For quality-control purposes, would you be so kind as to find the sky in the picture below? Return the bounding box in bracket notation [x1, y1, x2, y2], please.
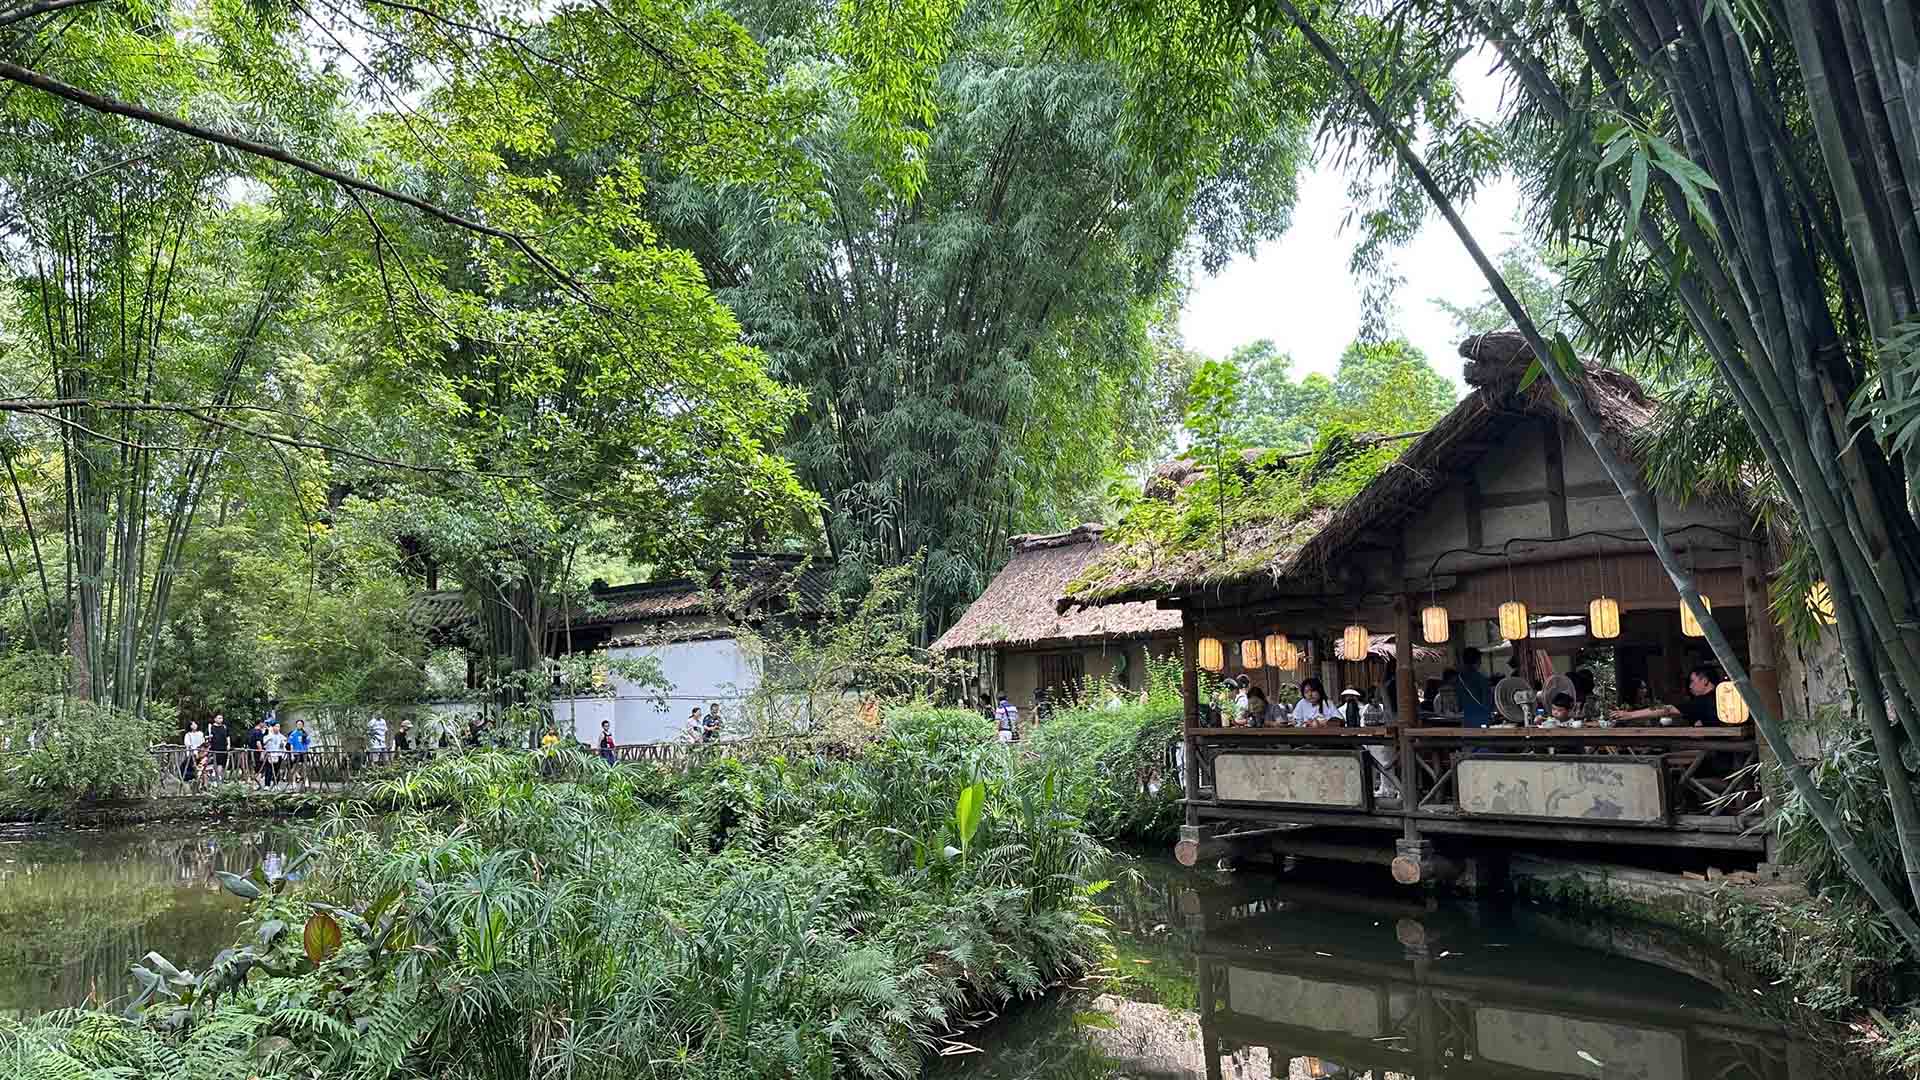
[1178, 55, 1524, 388]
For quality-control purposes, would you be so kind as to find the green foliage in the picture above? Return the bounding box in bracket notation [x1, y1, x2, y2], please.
[1231, 336, 1457, 454]
[660, 0, 1307, 638]
[2, 711, 1109, 1079]
[1022, 655, 1185, 844]
[0, 701, 169, 812]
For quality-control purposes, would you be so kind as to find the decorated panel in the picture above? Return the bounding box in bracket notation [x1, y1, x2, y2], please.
[1456, 756, 1665, 823]
[1214, 752, 1367, 808]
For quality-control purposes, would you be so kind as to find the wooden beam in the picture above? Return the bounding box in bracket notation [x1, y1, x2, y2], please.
[1182, 621, 1200, 827]
[1543, 416, 1569, 538]
[1395, 593, 1417, 728]
[1463, 471, 1484, 550]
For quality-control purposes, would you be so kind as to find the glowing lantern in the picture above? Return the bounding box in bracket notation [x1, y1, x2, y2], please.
[1264, 634, 1295, 671]
[1498, 600, 1530, 641]
[1681, 595, 1711, 637]
[1808, 581, 1837, 626]
[1275, 638, 1301, 670]
[1421, 604, 1450, 643]
[1715, 679, 1750, 725]
[1240, 639, 1263, 669]
[1588, 595, 1621, 640]
[1342, 624, 1370, 660]
[1197, 637, 1224, 672]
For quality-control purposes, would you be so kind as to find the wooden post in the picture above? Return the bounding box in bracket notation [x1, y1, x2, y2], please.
[1395, 594, 1417, 728]
[1181, 617, 1201, 827]
[1741, 539, 1784, 722]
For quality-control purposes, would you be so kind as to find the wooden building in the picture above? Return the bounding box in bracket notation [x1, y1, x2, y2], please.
[1069, 333, 1783, 875]
[933, 525, 1182, 708]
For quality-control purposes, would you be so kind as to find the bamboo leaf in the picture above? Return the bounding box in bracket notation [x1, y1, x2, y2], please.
[1628, 152, 1649, 224]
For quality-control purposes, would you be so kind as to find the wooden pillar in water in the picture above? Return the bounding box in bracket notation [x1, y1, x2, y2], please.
[1395, 594, 1417, 728]
[1182, 617, 1201, 827]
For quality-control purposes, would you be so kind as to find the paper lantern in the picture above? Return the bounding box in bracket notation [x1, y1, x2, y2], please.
[1808, 581, 1837, 626]
[1715, 679, 1750, 724]
[1681, 595, 1711, 637]
[1421, 604, 1450, 643]
[1342, 624, 1370, 660]
[1264, 633, 1287, 660]
[1197, 637, 1223, 672]
[1276, 641, 1300, 670]
[1240, 639, 1263, 669]
[1588, 595, 1621, 640]
[1498, 600, 1530, 640]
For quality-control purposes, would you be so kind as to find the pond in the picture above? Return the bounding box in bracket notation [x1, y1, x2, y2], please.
[931, 856, 1868, 1080]
[0, 824, 291, 1014]
[0, 826, 1870, 1078]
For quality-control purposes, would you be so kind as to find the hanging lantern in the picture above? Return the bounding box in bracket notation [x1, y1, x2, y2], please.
[1715, 679, 1750, 725]
[1240, 639, 1263, 669]
[1498, 600, 1530, 640]
[1588, 595, 1621, 640]
[1342, 624, 1370, 660]
[1263, 632, 1287, 660]
[1808, 581, 1838, 626]
[1421, 604, 1450, 643]
[1275, 641, 1300, 670]
[1681, 595, 1711, 637]
[1197, 637, 1223, 672]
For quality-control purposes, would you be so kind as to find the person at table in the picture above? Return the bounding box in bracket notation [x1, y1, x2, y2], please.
[1547, 692, 1575, 724]
[1456, 647, 1495, 728]
[1240, 685, 1277, 728]
[1610, 665, 1720, 727]
[1338, 687, 1364, 727]
[1290, 678, 1340, 727]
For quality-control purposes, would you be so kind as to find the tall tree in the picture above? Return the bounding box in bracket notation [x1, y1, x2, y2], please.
[1231, 336, 1455, 452]
[657, 0, 1311, 638]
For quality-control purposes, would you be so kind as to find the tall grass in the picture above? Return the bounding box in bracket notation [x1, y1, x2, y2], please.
[1021, 657, 1186, 845]
[0, 709, 1109, 1079]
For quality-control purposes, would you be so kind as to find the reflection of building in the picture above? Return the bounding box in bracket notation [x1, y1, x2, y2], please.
[1179, 887, 1814, 1080]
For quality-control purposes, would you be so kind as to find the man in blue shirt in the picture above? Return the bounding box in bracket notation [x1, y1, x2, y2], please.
[1457, 646, 1495, 728]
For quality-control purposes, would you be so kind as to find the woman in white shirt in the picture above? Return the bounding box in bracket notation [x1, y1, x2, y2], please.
[1289, 678, 1341, 727]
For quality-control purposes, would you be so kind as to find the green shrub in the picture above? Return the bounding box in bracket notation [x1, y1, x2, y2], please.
[2, 708, 1111, 1080]
[1022, 657, 1185, 844]
[0, 701, 169, 812]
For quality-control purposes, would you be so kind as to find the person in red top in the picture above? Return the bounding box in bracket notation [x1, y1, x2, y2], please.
[597, 719, 616, 764]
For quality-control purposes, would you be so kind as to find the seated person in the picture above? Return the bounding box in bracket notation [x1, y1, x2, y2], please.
[1290, 678, 1340, 727]
[1240, 685, 1278, 728]
[1546, 691, 1575, 724]
[1609, 665, 1721, 727]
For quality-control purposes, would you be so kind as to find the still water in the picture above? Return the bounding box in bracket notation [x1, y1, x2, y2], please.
[0, 825, 289, 1013]
[933, 858, 1867, 1080]
[0, 828, 1868, 1078]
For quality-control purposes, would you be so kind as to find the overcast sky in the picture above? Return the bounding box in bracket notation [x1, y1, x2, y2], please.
[1178, 56, 1525, 389]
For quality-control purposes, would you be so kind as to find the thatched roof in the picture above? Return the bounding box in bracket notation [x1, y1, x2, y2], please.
[930, 525, 1182, 652]
[1333, 633, 1445, 664]
[1067, 332, 1666, 607]
[407, 554, 834, 640]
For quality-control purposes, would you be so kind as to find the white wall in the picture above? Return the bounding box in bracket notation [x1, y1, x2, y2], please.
[563, 635, 755, 745]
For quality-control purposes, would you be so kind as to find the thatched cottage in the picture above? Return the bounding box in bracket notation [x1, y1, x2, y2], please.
[932, 525, 1182, 708]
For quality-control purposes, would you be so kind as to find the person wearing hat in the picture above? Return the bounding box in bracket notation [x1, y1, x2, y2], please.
[1290, 678, 1340, 727]
[1338, 687, 1365, 727]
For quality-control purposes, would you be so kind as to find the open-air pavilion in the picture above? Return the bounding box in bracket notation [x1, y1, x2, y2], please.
[1068, 333, 1796, 880]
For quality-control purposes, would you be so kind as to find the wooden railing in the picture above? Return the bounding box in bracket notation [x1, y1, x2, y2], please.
[142, 736, 851, 796]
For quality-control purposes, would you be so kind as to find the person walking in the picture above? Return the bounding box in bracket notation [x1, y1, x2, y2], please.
[206, 714, 230, 782]
[286, 718, 311, 788]
[702, 702, 722, 744]
[245, 719, 268, 786]
[597, 719, 616, 764]
[366, 713, 389, 765]
[685, 706, 705, 743]
[181, 721, 205, 785]
[261, 722, 288, 788]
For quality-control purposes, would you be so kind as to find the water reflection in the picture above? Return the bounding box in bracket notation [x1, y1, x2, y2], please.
[0, 826, 288, 1013]
[935, 862, 1858, 1080]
